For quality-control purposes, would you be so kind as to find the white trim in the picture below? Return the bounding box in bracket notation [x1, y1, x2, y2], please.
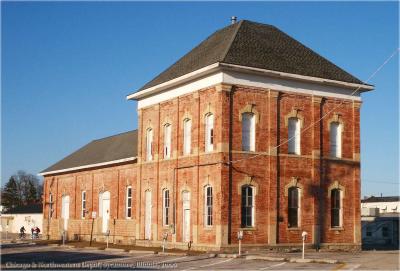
[39, 157, 137, 176]
[128, 63, 373, 104]
[127, 63, 221, 100]
[219, 63, 373, 91]
[133, 66, 370, 109]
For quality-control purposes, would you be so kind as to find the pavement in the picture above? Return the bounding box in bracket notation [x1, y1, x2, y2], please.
[0, 241, 399, 270]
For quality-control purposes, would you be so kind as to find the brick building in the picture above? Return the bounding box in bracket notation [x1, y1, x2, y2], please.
[41, 20, 373, 250]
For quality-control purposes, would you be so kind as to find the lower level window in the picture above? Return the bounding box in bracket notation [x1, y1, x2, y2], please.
[241, 185, 254, 227]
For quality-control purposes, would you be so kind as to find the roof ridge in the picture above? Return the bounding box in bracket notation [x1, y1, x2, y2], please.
[92, 129, 137, 142]
[221, 20, 243, 62]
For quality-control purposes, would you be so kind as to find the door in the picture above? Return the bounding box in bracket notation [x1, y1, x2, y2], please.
[182, 191, 191, 243]
[145, 190, 152, 240]
[101, 191, 110, 233]
[61, 195, 70, 231]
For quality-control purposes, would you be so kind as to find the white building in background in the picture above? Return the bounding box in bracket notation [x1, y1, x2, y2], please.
[0, 204, 43, 235]
[361, 196, 399, 249]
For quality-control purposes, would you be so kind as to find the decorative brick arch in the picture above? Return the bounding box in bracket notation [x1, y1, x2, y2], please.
[284, 177, 304, 197]
[181, 111, 193, 124]
[328, 181, 345, 198]
[327, 113, 345, 132]
[202, 103, 215, 120]
[236, 176, 259, 195]
[284, 109, 304, 128]
[239, 104, 260, 124]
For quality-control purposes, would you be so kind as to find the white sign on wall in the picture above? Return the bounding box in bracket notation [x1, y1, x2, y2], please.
[92, 212, 97, 219]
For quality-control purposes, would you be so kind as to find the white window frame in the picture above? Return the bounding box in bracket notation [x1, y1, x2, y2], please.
[162, 189, 170, 226]
[331, 189, 343, 228]
[146, 128, 153, 161]
[288, 117, 301, 155]
[126, 186, 132, 219]
[204, 185, 213, 227]
[242, 112, 256, 151]
[164, 123, 172, 159]
[205, 113, 214, 152]
[81, 191, 86, 219]
[288, 187, 301, 228]
[241, 185, 255, 227]
[183, 118, 192, 155]
[330, 122, 342, 158]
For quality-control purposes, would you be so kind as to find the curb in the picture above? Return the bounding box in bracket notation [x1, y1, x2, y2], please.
[245, 255, 338, 264]
[129, 250, 156, 254]
[82, 246, 103, 250]
[245, 255, 286, 261]
[157, 252, 188, 256]
[104, 248, 126, 252]
[218, 253, 241, 258]
[59, 245, 75, 249]
[289, 258, 339, 264]
[48, 244, 60, 247]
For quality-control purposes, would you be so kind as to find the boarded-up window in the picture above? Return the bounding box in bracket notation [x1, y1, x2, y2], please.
[164, 123, 172, 159]
[183, 119, 191, 155]
[146, 128, 153, 161]
[330, 122, 342, 158]
[288, 117, 301, 154]
[205, 114, 214, 152]
[242, 113, 255, 151]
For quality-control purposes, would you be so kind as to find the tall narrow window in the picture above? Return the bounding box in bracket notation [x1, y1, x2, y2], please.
[163, 189, 170, 226]
[330, 122, 342, 158]
[331, 189, 342, 228]
[126, 186, 132, 218]
[205, 114, 214, 152]
[241, 186, 255, 227]
[288, 117, 301, 155]
[49, 193, 53, 218]
[242, 113, 255, 151]
[81, 191, 86, 219]
[204, 186, 213, 226]
[183, 119, 192, 155]
[288, 187, 300, 228]
[146, 128, 153, 161]
[164, 123, 172, 159]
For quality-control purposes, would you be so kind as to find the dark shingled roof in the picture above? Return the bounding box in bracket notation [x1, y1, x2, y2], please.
[41, 130, 138, 174]
[138, 20, 364, 92]
[4, 203, 43, 214]
[362, 196, 400, 203]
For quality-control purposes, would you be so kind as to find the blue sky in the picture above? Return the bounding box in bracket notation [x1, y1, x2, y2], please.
[2, 2, 398, 197]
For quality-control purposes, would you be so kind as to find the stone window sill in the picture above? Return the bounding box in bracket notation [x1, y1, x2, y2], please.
[288, 227, 301, 231]
[239, 227, 257, 231]
[330, 227, 344, 231]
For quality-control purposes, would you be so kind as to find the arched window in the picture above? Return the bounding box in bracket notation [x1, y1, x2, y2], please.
[146, 128, 153, 161]
[242, 113, 255, 151]
[81, 191, 86, 219]
[163, 189, 170, 226]
[204, 186, 213, 226]
[126, 186, 132, 218]
[164, 123, 172, 159]
[205, 114, 214, 152]
[330, 122, 342, 158]
[331, 189, 342, 228]
[288, 117, 301, 155]
[183, 119, 192, 155]
[288, 187, 300, 228]
[241, 185, 255, 227]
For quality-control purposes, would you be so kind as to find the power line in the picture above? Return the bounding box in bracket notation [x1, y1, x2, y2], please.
[229, 48, 400, 164]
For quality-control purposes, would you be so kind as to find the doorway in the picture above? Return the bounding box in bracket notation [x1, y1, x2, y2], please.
[182, 191, 191, 243]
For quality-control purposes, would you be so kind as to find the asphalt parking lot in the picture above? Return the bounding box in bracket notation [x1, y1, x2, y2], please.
[1, 242, 399, 270]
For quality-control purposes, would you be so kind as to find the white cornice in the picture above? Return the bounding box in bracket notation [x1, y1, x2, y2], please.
[39, 157, 137, 176]
[219, 63, 374, 92]
[127, 62, 373, 101]
[127, 63, 221, 100]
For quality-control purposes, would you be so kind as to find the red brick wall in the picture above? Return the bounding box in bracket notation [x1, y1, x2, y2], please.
[43, 82, 361, 249]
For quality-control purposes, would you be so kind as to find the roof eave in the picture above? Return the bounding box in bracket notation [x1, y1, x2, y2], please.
[39, 157, 137, 176]
[219, 63, 374, 92]
[126, 63, 221, 100]
[127, 63, 373, 101]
